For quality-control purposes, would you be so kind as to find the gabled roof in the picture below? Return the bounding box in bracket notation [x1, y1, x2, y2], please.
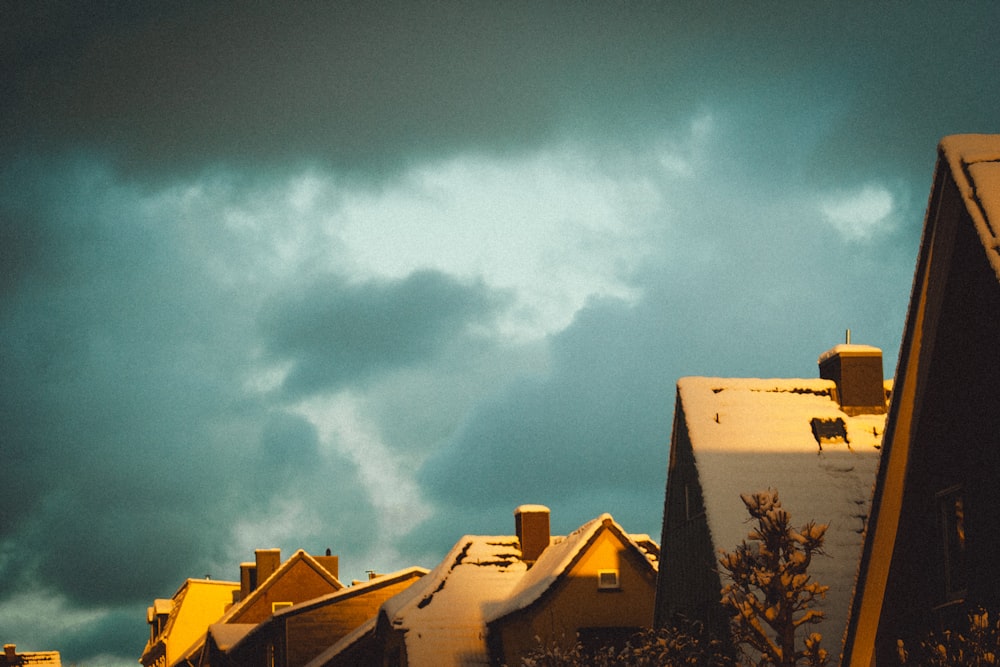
[214, 549, 343, 624]
[381, 534, 527, 666]
[274, 566, 429, 618]
[173, 550, 343, 665]
[485, 514, 658, 623]
[375, 514, 657, 666]
[227, 566, 429, 658]
[841, 134, 1000, 666]
[676, 374, 888, 655]
[938, 134, 1000, 280]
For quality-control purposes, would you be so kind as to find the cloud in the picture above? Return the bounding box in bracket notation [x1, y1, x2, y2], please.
[0, 589, 137, 661]
[0, 156, 381, 660]
[259, 271, 508, 396]
[6, 2, 995, 185]
[820, 185, 896, 241]
[3, 2, 1000, 663]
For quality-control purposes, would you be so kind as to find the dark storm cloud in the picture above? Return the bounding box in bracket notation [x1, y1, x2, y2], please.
[0, 157, 377, 660]
[260, 270, 508, 395]
[3, 2, 560, 178]
[3, 2, 1000, 664]
[6, 2, 996, 184]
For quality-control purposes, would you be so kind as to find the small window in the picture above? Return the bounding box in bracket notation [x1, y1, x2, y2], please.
[272, 601, 294, 612]
[937, 485, 967, 600]
[597, 569, 620, 590]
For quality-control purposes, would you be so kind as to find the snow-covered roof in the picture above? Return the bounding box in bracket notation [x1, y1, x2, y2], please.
[205, 623, 255, 651]
[381, 534, 527, 666]
[939, 134, 1000, 280]
[677, 375, 888, 653]
[379, 515, 657, 666]
[485, 514, 657, 623]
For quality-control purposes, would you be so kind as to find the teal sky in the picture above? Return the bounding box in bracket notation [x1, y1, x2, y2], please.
[2, 2, 999, 663]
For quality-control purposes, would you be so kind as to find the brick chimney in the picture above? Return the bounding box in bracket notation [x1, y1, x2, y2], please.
[315, 548, 339, 580]
[239, 562, 257, 601]
[515, 505, 550, 564]
[818, 344, 887, 416]
[255, 548, 282, 584]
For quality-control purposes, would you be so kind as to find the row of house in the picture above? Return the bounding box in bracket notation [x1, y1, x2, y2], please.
[141, 506, 659, 667]
[141, 133, 1000, 666]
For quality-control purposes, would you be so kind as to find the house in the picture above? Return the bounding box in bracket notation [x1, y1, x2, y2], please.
[140, 577, 240, 667]
[654, 346, 890, 656]
[215, 566, 427, 667]
[841, 134, 1000, 666]
[310, 505, 660, 667]
[0, 644, 61, 666]
[192, 548, 343, 667]
[142, 548, 342, 667]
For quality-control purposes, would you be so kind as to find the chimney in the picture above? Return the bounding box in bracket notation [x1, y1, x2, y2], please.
[4, 645, 16, 660]
[315, 548, 339, 580]
[255, 548, 281, 585]
[239, 562, 257, 600]
[818, 344, 887, 416]
[515, 505, 550, 564]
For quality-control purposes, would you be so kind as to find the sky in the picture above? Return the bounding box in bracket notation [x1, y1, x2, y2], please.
[2, 2, 999, 664]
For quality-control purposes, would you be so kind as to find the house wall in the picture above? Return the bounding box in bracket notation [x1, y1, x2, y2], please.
[654, 401, 725, 636]
[317, 635, 383, 667]
[143, 581, 237, 667]
[490, 527, 656, 665]
[230, 562, 340, 625]
[874, 188, 1000, 662]
[283, 576, 423, 667]
[381, 626, 407, 667]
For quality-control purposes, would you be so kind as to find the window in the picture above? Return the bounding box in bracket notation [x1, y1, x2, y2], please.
[937, 485, 967, 600]
[597, 569, 620, 590]
[271, 601, 294, 612]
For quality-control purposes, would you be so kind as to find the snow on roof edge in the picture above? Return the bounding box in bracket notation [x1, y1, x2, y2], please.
[514, 504, 551, 514]
[939, 134, 1000, 280]
[817, 344, 882, 364]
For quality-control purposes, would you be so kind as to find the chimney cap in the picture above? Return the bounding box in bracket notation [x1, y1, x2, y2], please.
[818, 344, 882, 364]
[514, 504, 550, 515]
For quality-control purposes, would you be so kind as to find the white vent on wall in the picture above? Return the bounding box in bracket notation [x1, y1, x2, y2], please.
[597, 569, 620, 590]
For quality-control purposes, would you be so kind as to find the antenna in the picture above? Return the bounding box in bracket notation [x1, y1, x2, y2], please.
[845, 328, 852, 345]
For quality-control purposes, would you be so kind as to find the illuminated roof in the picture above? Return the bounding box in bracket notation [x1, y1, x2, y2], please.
[939, 134, 1000, 280]
[371, 514, 657, 666]
[676, 374, 889, 654]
